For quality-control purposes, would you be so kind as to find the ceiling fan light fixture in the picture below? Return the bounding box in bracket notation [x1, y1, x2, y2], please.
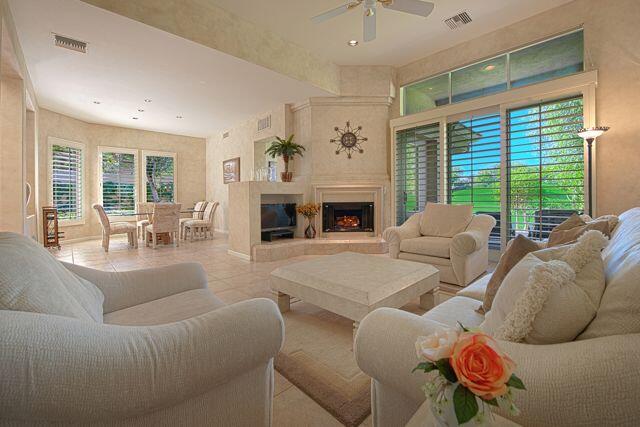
[348, 40, 359, 46]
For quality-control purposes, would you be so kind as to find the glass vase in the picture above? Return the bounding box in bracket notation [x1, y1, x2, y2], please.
[304, 218, 316, 239]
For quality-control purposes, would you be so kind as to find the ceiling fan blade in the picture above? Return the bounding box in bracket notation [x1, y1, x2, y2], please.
[363, 7, 376, 42]
[311, 1, 360, 24]
[381, 0, 434, 17]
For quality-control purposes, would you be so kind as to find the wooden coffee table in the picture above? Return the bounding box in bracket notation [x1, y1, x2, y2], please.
[270, 252, 439, 337]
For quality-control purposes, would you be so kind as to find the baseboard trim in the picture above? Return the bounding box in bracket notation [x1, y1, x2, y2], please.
[227, 249, 251, 261]
[62, 234, 102, 244]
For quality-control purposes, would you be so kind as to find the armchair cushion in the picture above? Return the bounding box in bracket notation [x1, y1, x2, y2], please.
[399, 236, 452, 258]
[0, 232, 104, 323]
[420, 202, 473, 238]
[422, 296, 485, 328]
[105, 289, 225, 326]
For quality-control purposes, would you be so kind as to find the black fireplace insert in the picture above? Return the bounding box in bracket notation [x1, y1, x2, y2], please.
[323, 202, 374, 233]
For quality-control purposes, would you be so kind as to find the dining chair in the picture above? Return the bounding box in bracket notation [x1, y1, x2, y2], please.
[145, 203, 182, 249]
[184, 201, 219, 241]
[136, 202, 154, 240]
[180, 201, 207, 240]
[92, 204, 137, 252]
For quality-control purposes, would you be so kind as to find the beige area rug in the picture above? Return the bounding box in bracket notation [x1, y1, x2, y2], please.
[274, 301, 372, 427]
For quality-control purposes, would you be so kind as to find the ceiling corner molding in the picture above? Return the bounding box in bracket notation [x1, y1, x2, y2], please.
[292, 96, 394, 112]
[79, 0, 341, 95]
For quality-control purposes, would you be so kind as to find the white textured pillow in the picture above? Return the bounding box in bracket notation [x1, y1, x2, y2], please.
[481, 231, 607, 344]
[420, 202, 473, 238]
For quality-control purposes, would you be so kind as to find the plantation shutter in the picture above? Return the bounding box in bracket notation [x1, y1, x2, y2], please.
[395, 123, 440, 225]
[145, 155, 175, 202]
[447, 113, 501, 248]
[507, 96, 584, 240]
[101, 151, 137, 215]
[51, 144, 83, 221]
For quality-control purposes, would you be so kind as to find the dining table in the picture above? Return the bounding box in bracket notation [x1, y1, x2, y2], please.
[110, 209, 206, 245]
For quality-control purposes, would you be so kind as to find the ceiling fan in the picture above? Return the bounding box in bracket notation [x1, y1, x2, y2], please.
[311, 0, 435, 42]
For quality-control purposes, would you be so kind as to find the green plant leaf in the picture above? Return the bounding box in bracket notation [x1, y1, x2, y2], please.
[507, 374, 526, 390]
[457, 321, 470, 332]
[412, 362, 437, 373]
[484, 397, 499, 407]
[435, 359, 458, 383]
[453, 385, 479, 424]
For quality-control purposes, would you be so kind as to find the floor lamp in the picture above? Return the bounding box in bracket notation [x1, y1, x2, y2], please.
[577, 126, 609, 217]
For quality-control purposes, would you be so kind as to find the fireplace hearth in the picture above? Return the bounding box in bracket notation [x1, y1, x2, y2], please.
[323, 202, 374, 233]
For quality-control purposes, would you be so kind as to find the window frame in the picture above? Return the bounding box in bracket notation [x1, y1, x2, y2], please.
[141, 150, 178, 203]
[97, 146, 139, 221]
[390, 70, 597, 256]
[47, 137, 86, 226]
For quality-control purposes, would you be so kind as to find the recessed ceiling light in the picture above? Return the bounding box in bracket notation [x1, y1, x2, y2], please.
[93, 101, 101, 104]
[176, 115, 183, 119]
[137, 109, 145, 112]
[144, 99, 152, 103]
[348, 40, 358, 47]
[483, 64, 496, 71]
[132, 117, 139, 120]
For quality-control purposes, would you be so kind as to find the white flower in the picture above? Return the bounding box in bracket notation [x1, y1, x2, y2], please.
[415, 328, 459, 362]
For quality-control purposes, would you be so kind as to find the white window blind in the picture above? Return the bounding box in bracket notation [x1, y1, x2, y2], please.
[100, 150, 137, 215]
[395, 123, 440, 225]
[507, 96, 584, 240]
[51, 143, 83, 221]
[447, 113, 502, 248]
[144, 154, 175, 202]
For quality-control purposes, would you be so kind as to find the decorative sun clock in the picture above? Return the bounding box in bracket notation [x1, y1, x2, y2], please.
[330, 121, 367, 159]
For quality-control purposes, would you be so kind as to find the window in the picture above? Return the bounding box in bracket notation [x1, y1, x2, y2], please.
[507, 96, 584, 240]
[143, 151, 176, 202]
[401, 29, 584, 115]
[99, 147, 138, 216]
[395, 123, 440, 225]
[447, 113, 502, 248]
[49, 138, 84, 222]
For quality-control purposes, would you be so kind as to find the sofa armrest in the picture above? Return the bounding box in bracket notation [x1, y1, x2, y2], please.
[0, 298, 284, 423]
[451, 214, 497, 256]
[383, 213, 422, 258]
[63, 262, 208, 314]
[356, 307, 640, 426]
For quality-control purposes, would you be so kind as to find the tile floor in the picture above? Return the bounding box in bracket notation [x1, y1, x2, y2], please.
[54, 233, 372, 426]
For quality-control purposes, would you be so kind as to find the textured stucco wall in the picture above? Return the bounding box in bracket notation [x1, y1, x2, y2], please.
[394, 0, 640, 215]
[38, 109, 206, 241]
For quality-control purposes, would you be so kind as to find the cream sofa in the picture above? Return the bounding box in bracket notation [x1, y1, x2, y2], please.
[357, 208, 640, 427]
[383, 208, 496, 287]
[0, 232, 284, 426]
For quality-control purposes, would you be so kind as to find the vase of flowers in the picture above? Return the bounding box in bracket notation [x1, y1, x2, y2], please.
[265, 135, 305, 183]
[413, 325, 525, 426]
[296, 203, 320, 239]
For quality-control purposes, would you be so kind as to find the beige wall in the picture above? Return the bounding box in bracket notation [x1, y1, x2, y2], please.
[394, 0, 640, 215]
[38, 109, 206, 241]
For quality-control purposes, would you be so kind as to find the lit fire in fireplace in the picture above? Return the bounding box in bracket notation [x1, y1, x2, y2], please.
[336, 215, 360, 229]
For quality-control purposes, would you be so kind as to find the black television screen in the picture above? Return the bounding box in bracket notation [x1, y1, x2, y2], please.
[261, 203, 296, 230]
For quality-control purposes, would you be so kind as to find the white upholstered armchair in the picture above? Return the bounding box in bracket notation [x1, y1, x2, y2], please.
[0, 232, 284, 426]
[383, 203, 496, 287]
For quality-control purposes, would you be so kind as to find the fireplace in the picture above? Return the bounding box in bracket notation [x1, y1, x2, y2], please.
[323, 202, 374, 233]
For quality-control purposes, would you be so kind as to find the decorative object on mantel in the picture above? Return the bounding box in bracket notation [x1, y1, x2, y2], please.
[577, 126, 609, 216]
[265, 134, 305, 182]
[330, 121, 367, 159]
[222, 157, 240, 184]
[297, 202, 320, 239]
[413, 325, 525, 426]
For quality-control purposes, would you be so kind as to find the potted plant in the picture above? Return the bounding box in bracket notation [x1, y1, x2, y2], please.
[265, 135, 305, 182]
[296, 203, 321, 239]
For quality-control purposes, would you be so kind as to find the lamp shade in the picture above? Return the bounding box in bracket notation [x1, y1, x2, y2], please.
[578, 126, 610, 140]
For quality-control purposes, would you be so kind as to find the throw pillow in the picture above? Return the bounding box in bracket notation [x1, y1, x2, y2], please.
[548, 214, 610, 246]
[481, 235, 541, 313]
[481, 230, 608, 344]
[420, 202, 473, 238]
[580, 214, 620, 234]
[0, 232, 104, 322]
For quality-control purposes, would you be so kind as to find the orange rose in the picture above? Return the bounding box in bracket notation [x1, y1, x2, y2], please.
[450, 332, 515, 400]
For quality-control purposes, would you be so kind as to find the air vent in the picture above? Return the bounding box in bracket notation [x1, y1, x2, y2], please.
[257, 115, 271, 132]
[53, 34, 87, 53]
[444, 11, 472, 30]
[222, 131, 230, 139]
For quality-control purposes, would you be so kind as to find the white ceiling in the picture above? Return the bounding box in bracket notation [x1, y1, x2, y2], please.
[9, 0, 331, 138]
[211, 0, 575, 66]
